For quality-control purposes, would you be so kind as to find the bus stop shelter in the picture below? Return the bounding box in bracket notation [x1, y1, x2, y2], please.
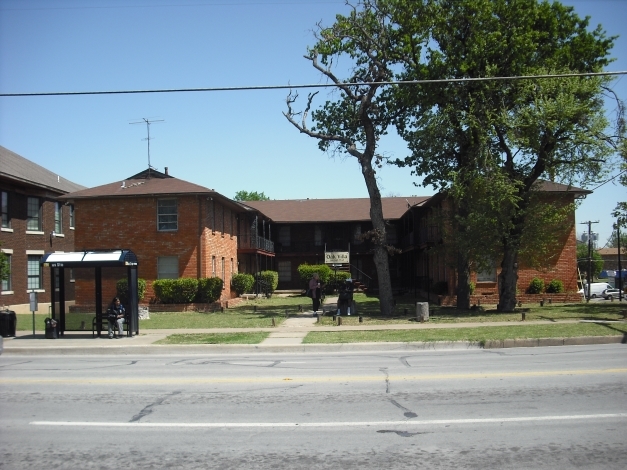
[41, 250, 139, 336]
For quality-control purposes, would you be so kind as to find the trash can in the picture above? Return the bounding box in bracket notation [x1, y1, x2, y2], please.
[0, 310, 17, 337]
[44, 318, 58, 339]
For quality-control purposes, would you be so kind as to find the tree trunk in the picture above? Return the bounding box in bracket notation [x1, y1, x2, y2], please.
[498, 245, 519, 312]
[457, 252, 471, 310]
[361, 158, 394, 316]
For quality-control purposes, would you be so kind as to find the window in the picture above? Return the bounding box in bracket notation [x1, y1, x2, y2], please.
[314, 225, 323, 246]
[69, 204, 75, 228]
[353, 224, 362, 244]
[231, 258, 234, 278]
[386, 225, 397, 244]
[1, 254, 11, 291]
[27, 197, 41, 231]
[476, 265, 497, 282]
[27, 255, 43, 289]
[1, 191, 9, 228]
[221, 257, 225, 285]
[212, 256, 216, 277]
[278, 261, 291, 282]
[157, 199, 178, 231]
[54, 202, 63, 233]
[279, 226, 291, 247]
[157, 256, 178, 279]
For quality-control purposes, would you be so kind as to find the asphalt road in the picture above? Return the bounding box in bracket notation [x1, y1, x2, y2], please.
[1, 344, 626, 469]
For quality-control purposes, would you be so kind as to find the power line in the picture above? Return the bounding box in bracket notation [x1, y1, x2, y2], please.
[2, 70, 626, 97]
[590, 168, 627, 191]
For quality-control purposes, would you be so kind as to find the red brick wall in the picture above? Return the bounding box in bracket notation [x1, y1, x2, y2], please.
[1, 186, 76, 311]
[73, 195, 238, 305]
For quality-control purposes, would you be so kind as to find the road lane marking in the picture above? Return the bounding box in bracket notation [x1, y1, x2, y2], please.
[3, 367, 627, 385]
[30, 413, 627, 428]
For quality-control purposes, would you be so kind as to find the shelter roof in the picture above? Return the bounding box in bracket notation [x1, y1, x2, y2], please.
[243, 197, 430, 223]
[0, 145, 86, 194]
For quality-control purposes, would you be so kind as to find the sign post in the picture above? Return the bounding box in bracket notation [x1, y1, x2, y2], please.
[29, 291, 38, 336]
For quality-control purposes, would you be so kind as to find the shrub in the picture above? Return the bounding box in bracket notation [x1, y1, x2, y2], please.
[328, 270, 351, 291]
[116, 278, 147, 305]
[232, 273, 255, 295]
[528, 277, 545, 294]
[546, 279, 564, 293]
[297, 264, 332, 286]
[257, 270, 278, 292]
[469, 282, 476, 295]
[153, 278, 198, 304]
[197, 277, 223, 303]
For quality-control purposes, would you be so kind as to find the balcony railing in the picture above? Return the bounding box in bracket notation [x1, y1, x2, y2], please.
[238, 235, 274, 253]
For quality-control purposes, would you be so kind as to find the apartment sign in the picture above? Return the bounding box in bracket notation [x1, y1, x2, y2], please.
[325, 251, 349, 264]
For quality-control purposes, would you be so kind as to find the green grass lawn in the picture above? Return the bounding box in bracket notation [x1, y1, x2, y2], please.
[303, 322, 627, 344]
[155, 332, 269, 344]
[14, 293, 625, 332]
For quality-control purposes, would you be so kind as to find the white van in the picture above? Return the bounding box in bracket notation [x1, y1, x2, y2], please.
[580, 282, 613, 298]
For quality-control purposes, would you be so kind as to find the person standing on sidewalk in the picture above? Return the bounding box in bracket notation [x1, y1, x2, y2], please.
[309, 273, 322, 316]
[107, 297, 126, 339]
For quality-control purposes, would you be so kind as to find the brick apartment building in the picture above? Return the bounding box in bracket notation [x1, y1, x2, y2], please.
[60, 168, 274, 306]
[3, 144, 585, 310]
[246, 181, 585, 303]
[0, 146, 85, 313]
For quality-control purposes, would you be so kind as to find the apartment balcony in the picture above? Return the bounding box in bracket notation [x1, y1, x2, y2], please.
[238, 235, 274, 254]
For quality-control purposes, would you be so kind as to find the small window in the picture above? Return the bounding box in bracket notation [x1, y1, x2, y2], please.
[279, 226, 291, 247]
[157, 199, 178, 231]
[231, 258, 234, 278]
[386, 225, 397, 244]
[278, 261, 291, 282]
[1, 253, 11, 291]
[27, 197, 41, 231]
[314, 225, 323, 246]
[221, 257, 225, 285]
[353, 224, 362, 244]
[54, 202, 63, 234]
[69, 204, 75, 228]
[212, 256, 216, 277]
[476, 260, 497, 282]
[1, 191, 9, 228]
[157, 256, 178, 279]
[27, 255, 43, 289]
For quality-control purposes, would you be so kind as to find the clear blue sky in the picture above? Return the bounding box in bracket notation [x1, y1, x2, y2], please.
[1, 0, 625, 246]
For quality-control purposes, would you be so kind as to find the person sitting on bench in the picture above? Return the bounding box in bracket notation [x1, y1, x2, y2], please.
[107, 297, 126, 339]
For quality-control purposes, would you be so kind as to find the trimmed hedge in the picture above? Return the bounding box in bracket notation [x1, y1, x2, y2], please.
[116, 278, 147, 305]
[232, 273, 255, 295]
[152, 277, 222, 304]
[257, 270, 278, 292]
[528, 277, 545, 294]
[297, 264, 332, 286]
[197, 277, 223, 303]
[546, 279, 564, 294]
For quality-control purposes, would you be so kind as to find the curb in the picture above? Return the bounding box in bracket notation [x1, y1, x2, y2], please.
[2, 335, 625, 355]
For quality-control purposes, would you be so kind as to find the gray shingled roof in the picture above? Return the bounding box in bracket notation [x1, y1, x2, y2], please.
[61, 176, 215, 199]
[0, 145, 86, 194]
[243, 197, 430, 223]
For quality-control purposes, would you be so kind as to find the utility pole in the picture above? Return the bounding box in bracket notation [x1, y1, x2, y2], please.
[130, 118, 164, 174]
[580, 221, 598, 302]
[617, 222, 623, 302]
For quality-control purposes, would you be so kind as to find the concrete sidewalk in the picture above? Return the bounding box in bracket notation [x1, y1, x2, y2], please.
[2, 310, 625, 355]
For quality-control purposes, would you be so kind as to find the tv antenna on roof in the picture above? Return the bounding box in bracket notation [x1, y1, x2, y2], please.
[130, 117, 164, 172]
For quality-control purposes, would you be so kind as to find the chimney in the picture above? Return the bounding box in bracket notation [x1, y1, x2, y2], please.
[164, 167, 169, 176]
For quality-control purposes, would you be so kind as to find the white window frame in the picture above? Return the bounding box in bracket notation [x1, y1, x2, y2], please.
[27, 197, 41, 231]
[27, 254, 43, 290]
[157, 199, 178, 231]
[157, 256, 179, 279]
[54, 202, 63, 234]
[1, 191, 10, 229]
[1, 252, 11, 292]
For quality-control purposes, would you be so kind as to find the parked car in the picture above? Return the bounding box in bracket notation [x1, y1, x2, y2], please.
[602, 288, 621, 300]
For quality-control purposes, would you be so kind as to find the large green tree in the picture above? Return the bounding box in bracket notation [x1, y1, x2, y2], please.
[391, 0, 617, 311]
[233, 190, 270, 202]
[283, 2, 428, 315]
